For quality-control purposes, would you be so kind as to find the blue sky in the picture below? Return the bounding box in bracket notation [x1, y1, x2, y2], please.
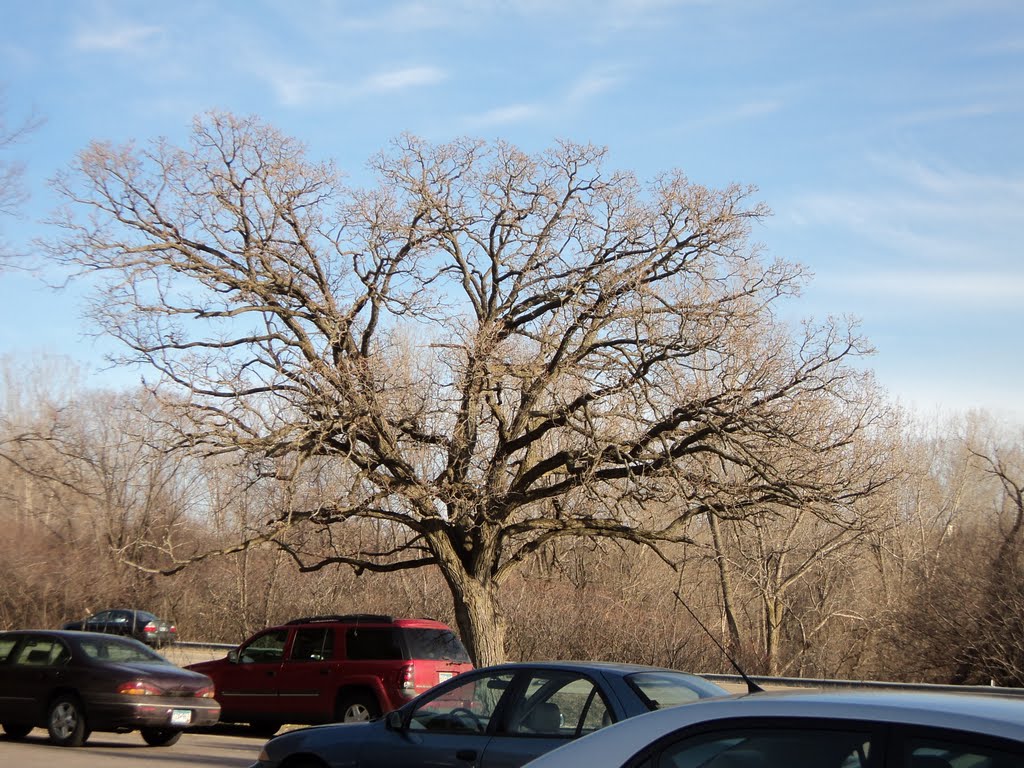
[1, 0, 1022, 423]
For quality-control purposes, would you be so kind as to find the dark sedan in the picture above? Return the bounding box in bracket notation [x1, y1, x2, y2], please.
[0, 629, 220, 747]
[251, 660, 728, 768]
[62, 608, 178, 647]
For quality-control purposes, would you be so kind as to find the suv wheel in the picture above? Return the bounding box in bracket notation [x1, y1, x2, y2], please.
[336, 691, 380, 722]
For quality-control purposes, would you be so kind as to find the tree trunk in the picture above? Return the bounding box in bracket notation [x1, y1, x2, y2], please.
[442, 568, 508, 667]
[707, 512, 743, 655]
[430, 530, 509, 667]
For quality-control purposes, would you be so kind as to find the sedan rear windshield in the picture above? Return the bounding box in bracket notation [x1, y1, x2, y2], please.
[78, 636, 168, 664]
[625, 671, 724, 709]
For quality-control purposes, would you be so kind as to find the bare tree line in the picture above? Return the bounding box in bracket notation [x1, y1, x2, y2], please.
[2, 355, 1021, 684]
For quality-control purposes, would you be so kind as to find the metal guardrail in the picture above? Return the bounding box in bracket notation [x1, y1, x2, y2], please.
[702, 673, 1024, 698]
[177, 641, 236, 651]
[171, 642, 1024, 698]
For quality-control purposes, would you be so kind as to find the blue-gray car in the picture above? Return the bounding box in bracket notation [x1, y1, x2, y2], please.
[250, 660, 728, 768]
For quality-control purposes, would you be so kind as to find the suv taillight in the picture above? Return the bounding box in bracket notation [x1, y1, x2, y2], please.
[398, 663, 415, 697]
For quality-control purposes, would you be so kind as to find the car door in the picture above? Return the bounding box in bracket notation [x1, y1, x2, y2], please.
[277, 627, 336, 720]
[631, 721, 880, 768]
[214, 628, 289, 719]
[0, 635, 73, 722]
[361, 668, 517, 768]
[83, 610, 116, 634]
[893, 726, 1024, 768]
[480, 670, 614, 768]
[0, 634, 26, 721]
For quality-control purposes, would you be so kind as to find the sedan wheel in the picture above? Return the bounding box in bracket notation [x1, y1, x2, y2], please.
[141, 727, 183, 746]
[47, 695, 88, 747]
[2, 722, 33, 739]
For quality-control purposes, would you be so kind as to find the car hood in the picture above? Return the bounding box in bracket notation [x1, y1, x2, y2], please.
[264, 720, 380, 761]
[185, 658, 222, 673]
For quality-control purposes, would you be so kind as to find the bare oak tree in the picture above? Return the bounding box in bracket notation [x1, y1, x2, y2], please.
[46, 112, 889, 664]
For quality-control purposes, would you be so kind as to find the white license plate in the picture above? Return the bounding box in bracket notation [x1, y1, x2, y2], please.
[438, 672, 454, 682]
[170, 709, 192, 726]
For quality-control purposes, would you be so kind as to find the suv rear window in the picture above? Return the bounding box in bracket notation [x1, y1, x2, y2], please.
[344, 627, 471, 662]
[403, 628, 471, 662]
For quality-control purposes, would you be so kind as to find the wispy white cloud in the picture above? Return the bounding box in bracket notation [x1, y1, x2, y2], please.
[682, 98, 785, 131]
[262, 64, 447, 108]
[567, 71, 625, 105]
[363, 67, 447, 92]
[788, 156, 1024, 305]
[817, 270, 1024, 301]
[73, 21, 162, 53]
[466, 104, 543, 128]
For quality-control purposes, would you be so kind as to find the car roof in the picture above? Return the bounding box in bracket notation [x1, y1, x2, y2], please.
[1, 629, 150, 643]
[278, 614, 453, 629]
[473, 660, 712, 677]
[525, 688, 1024, 766]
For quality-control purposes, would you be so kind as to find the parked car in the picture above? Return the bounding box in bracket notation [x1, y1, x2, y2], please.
[0, 629, 219, 747]
[62, 608, 177, 647]
[187, 614, 474, 735]
[250, 660, 729, 768]
[523, 687, 1024, 768]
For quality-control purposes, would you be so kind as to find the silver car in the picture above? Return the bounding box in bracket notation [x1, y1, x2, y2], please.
[523, 688, 1024, 768]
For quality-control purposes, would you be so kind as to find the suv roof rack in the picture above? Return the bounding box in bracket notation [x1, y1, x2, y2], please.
[285, 614, 395, 625]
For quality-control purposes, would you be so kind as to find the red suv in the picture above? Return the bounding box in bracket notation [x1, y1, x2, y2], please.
[186, 614, 473, 735]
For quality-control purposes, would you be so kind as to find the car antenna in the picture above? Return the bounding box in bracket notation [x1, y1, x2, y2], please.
[672, 585, 763, 694]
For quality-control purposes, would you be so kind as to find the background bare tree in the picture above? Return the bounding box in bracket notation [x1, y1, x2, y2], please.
[46, 112, 892, 664]
[0, 88, 43, 266]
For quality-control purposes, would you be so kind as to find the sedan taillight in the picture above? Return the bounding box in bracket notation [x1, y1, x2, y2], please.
[118, 680, 165, 696]
[195, 685, 216, 699]
[143, 621, 157, 633]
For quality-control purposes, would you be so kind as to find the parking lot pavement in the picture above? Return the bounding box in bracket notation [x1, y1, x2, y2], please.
[0, 728, 262, 767]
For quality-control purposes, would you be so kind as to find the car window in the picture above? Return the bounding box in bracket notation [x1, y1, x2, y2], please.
[78, 636, 167, 663]
[111, 611, 131, 624]
[240, 630, 289, 663]
[0, 635, 18, 662]
[626, 671, 726, 708]
[902, 734, 1023, 768]
[641, 726, 874, 768]
[408, 671, 516, 734]
[508, 671, 611, 737]
[90, 611, 113, 623]
[346, 627, 403, 660]
[13, 637, 70, 666]
[289, 628, 334, 661]
[401, 628, 472, 662]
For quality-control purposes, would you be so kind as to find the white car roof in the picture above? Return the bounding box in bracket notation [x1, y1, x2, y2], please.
[525, 689, 1024, 767]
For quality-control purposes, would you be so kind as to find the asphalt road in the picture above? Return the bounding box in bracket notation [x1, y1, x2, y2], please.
[0, 727, 264, 767]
